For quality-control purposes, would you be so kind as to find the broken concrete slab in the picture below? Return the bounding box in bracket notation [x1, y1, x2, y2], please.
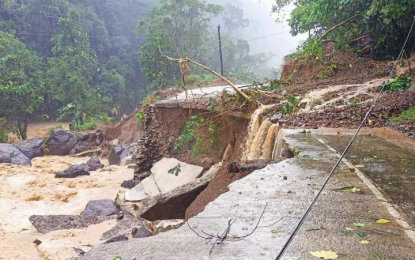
[151, 158, 203, 193]
[101, 215, 144, 241]
[80, 200, 118, 217]
[29, 215, 115, 233]
[124, 174, 160, 202]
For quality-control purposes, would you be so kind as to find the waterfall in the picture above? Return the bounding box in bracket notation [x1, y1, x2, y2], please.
[242, 105, 286, 161]
[272, 127, 286, 160]
[247, 120, 273, 160]
[261, 124, 278, 160]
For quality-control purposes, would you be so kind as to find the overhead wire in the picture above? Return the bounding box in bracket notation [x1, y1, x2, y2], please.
[275, 15, 415, 260]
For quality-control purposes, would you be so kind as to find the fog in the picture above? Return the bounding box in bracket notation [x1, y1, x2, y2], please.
[207, 0, 307, 78]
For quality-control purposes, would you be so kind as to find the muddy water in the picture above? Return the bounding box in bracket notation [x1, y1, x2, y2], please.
[321, 134, 415, 225]
[0, 156, 133, 259]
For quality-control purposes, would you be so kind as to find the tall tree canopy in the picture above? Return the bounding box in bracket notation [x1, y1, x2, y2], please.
[273, 0, 415, 57]
[0, 0, 155, 128]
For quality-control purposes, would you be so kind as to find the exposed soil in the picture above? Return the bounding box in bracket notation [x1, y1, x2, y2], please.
[284, 91, 415, 129]
[102, 110, 142, 145]
[281, 48, 392, 96]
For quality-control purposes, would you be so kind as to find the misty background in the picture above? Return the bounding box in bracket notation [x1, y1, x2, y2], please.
[207, 0, 307, 78]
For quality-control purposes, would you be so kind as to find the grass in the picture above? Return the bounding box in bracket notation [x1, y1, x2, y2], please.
[390, 107, 415, 122]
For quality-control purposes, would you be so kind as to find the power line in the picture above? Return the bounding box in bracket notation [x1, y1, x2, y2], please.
[275, 15, 415, 260]
[14, 30, 289, 42]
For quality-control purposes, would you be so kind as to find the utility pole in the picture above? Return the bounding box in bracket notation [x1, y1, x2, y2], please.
[217, 25, 224, 76]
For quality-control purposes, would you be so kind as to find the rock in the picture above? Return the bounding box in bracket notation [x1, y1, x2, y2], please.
[81, 200, 118, 216]
[281, 90, 288, 96]
[46, 129, 78, 156]
[104, 235, 128, 244]
[269, 113, 283, 124]
[73, 247, 86, 256]
[120, 155, 133, 166]
[121, 180, 136, 189]
[108, 144, 131, 166]
[55, 163, 90, 178]
[29, 215, 115, 233]
[87, 153, 104, 171]
[70, 131, 103, 155]
[230, 160, 268, 173]
[132, 226, 152, 238]
[33, 239, 42, 246]
[13, 138, 44, 159]
[0, 143, 32, 166]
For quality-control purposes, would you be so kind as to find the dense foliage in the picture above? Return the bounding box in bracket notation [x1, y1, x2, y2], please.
[0, 0, 154, 137]
[273, 0, 415, 58]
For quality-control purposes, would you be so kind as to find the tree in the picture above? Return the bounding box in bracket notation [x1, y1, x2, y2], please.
[138, 0, 223, 87]
[0, 31, 44, 140]
[223, 4, 250, 35]
[273, 0, 415, 58]
[46, 8, 98, 117]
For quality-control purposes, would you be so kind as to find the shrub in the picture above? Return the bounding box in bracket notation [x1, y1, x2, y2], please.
[383, 75, 411, 91]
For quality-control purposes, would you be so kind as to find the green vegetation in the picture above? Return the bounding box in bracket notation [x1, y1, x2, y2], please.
[273, 0, 415, 58]
[280, 95, 300, 115]
[0, 0, 155, 136]
[391, 107, 415, 122]
[0, 118, 14, 143]
[168, 164, 182, 176]
[175, 115, 219, 159]
[383, 75, 412, 91]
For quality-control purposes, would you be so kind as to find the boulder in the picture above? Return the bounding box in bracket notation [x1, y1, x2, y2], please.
[87, 153, 104, 171]
[29, 215, 115, 233]
[0, 143, 32, 166]
[80, 200, 118, 216]
[104, 235, 128, 244]
[132, 226, 152, 238]
[270, 113, 283, 124]
[46, 129, 78, 156]
[108, 144, 131, 166]
[55, 163, 90, 178]
[13, 138, 44, 159]
[121, 180, 136, 189]
[69, 130, 103, 155]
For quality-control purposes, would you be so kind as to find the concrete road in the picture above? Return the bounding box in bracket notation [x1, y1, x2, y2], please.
[81, 131, 415, 260]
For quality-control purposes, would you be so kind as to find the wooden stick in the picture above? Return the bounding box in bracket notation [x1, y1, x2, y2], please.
[164, 56, 250, 101]
[71, 148, 100, 157]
